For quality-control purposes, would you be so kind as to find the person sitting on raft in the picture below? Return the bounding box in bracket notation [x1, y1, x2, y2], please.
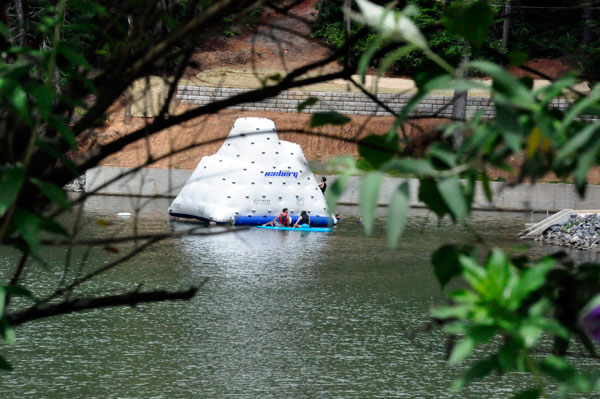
[293, 210, 310, 228]
[264, 208, 291, 227]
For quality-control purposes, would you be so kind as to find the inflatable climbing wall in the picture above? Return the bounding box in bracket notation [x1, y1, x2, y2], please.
[168, 117, 332, 226]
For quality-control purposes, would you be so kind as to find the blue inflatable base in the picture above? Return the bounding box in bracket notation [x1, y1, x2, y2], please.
[168, 212, 334, 227]
[257, 226, 333, 232]
[235, 215, 333, 227]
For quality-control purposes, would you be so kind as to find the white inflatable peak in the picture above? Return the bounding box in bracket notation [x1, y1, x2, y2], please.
[168, 117, 331, 225]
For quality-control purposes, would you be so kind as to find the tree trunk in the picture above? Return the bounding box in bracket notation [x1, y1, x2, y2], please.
[581, 3, 593, 46]
[451, 54, 470, 148]
[501, 1, 511, 49]
[344, 0, 351, 35]
[15, 0, 26, 46]
[124, 88, 132, 125]
[154, 0, 168, 37]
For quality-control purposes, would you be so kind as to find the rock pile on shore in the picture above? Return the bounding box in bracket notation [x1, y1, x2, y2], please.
[538, 214, 600, 250]
[63, 175, 85, 192]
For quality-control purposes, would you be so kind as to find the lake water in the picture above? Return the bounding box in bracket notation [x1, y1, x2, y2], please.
[1, 196, 600, 398]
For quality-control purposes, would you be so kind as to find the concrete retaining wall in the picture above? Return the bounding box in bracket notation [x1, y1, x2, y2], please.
[86, 166, 600, 213]
[177, 85, 581, 119]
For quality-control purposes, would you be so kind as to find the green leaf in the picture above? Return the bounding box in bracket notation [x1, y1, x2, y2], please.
[10, 208, 41, 254]
[507, 51, 528, 67]
[11, 85, 31, 124]
[534, 74, 578, 104]
[562, 85, 600, 130]
[5, 285, 38, 304]
[353, 0, 428, 49]
[519, 323, 543, 347]
[0, 165, 25, 217]
[528, 298, 552, 318]
[485, 249, 510, 293]
[533, 318, 569, 340]
[59, 44, 91, 69]
[430, 145, 456, 168]
[450, 289, 479, 304]
[431, 244, 474, 289]
[432, 304, 470, 319]
[481, 172, 493, 203]
[539, 356, 573, 382]
[443, 0, 494, 48]
[360, 171, 384, 235]
[469, 325, 496, 344]
[451, 355, 497, 391]
[385, 158, 435, 176]
[297, 97, 318, 112]
[0, 286, 5, 316]
[358, 134, 399, 168]
[30, 178, 71, 210]
[418, 178, 449, 218]
[358, 35, 385, 83]
[310, 111, 351, 128]
[469, 61, 534, 109]
[0, 354, 12, 370]
[449, 336, 475, 365]
[460, 254, 487, 294]
[386, 182, 409, 247]
[49, 116, 77, 149]
[574, 138, 600, 191]
[36, 138, 78, 175]
[38, 216, 70, 237]
[326, 173, 351, 215]
[498, 338, 520, 371]
[377, 44, 415, 79]
[398, 76, 484, 123]
[496, 103, 523, 154]
[31, 85, 55, 119]
[437, 177, 468, 222]
[0, 319, 15, 346]
[515, 257, 554, 302]
[555, 121, 600, 161]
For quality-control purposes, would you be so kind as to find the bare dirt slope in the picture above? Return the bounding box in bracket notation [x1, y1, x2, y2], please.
[97, 1, 595, 183]
[189, 0, 333, 75]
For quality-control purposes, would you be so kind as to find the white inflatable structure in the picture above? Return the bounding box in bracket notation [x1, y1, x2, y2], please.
[168, 117, 332, 226]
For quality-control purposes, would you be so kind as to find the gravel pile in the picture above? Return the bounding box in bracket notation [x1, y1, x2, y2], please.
[63, 174, 85, 192]
[538, 214, 600, 250]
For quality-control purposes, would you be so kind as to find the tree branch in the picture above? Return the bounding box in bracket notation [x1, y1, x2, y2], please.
[48, 36, 362, 187]
[6, 284, 204, 327]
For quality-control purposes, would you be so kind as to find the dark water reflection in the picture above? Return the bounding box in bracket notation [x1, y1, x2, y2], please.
[1, 196, 599, 398]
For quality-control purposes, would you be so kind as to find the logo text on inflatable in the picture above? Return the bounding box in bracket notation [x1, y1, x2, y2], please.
[263, 170, 299, 178]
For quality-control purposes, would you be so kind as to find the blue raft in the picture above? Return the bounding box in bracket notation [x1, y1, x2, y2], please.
[256, 225, 333, 233]
[235, 215, 333, 227]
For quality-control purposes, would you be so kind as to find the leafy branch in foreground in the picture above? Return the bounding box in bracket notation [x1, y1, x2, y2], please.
[0, 0, 361, 371]
[430, 249, 600, 397]
[311, 1, 600, 397]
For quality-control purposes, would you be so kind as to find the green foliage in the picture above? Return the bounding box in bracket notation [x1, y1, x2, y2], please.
[386, 182, 409, 247]
[430, 250, 600, 396]
[310, 111, 351, 127]
[321, 1, 600, 397]
[358, 134, 399, 168]
[316, 0, 600, 80]
[359, 171, 383, 234]
[297, 97, 319, 112]
[0, 0, 268, 371]
[443, 0, 494, 49]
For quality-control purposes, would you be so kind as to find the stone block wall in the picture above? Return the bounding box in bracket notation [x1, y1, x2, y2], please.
[177, 85, 587, 120]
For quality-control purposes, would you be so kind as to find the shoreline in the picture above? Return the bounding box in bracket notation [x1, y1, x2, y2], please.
[80, 165, 600, 215]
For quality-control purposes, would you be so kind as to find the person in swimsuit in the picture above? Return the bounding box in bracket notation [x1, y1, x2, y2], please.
[318, 177, 327, 194]
[264, 208, 291, 227]
[293, 210, 310, 228]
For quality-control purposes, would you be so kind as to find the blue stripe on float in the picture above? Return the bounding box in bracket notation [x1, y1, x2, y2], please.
[234, 215, 333, 227]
